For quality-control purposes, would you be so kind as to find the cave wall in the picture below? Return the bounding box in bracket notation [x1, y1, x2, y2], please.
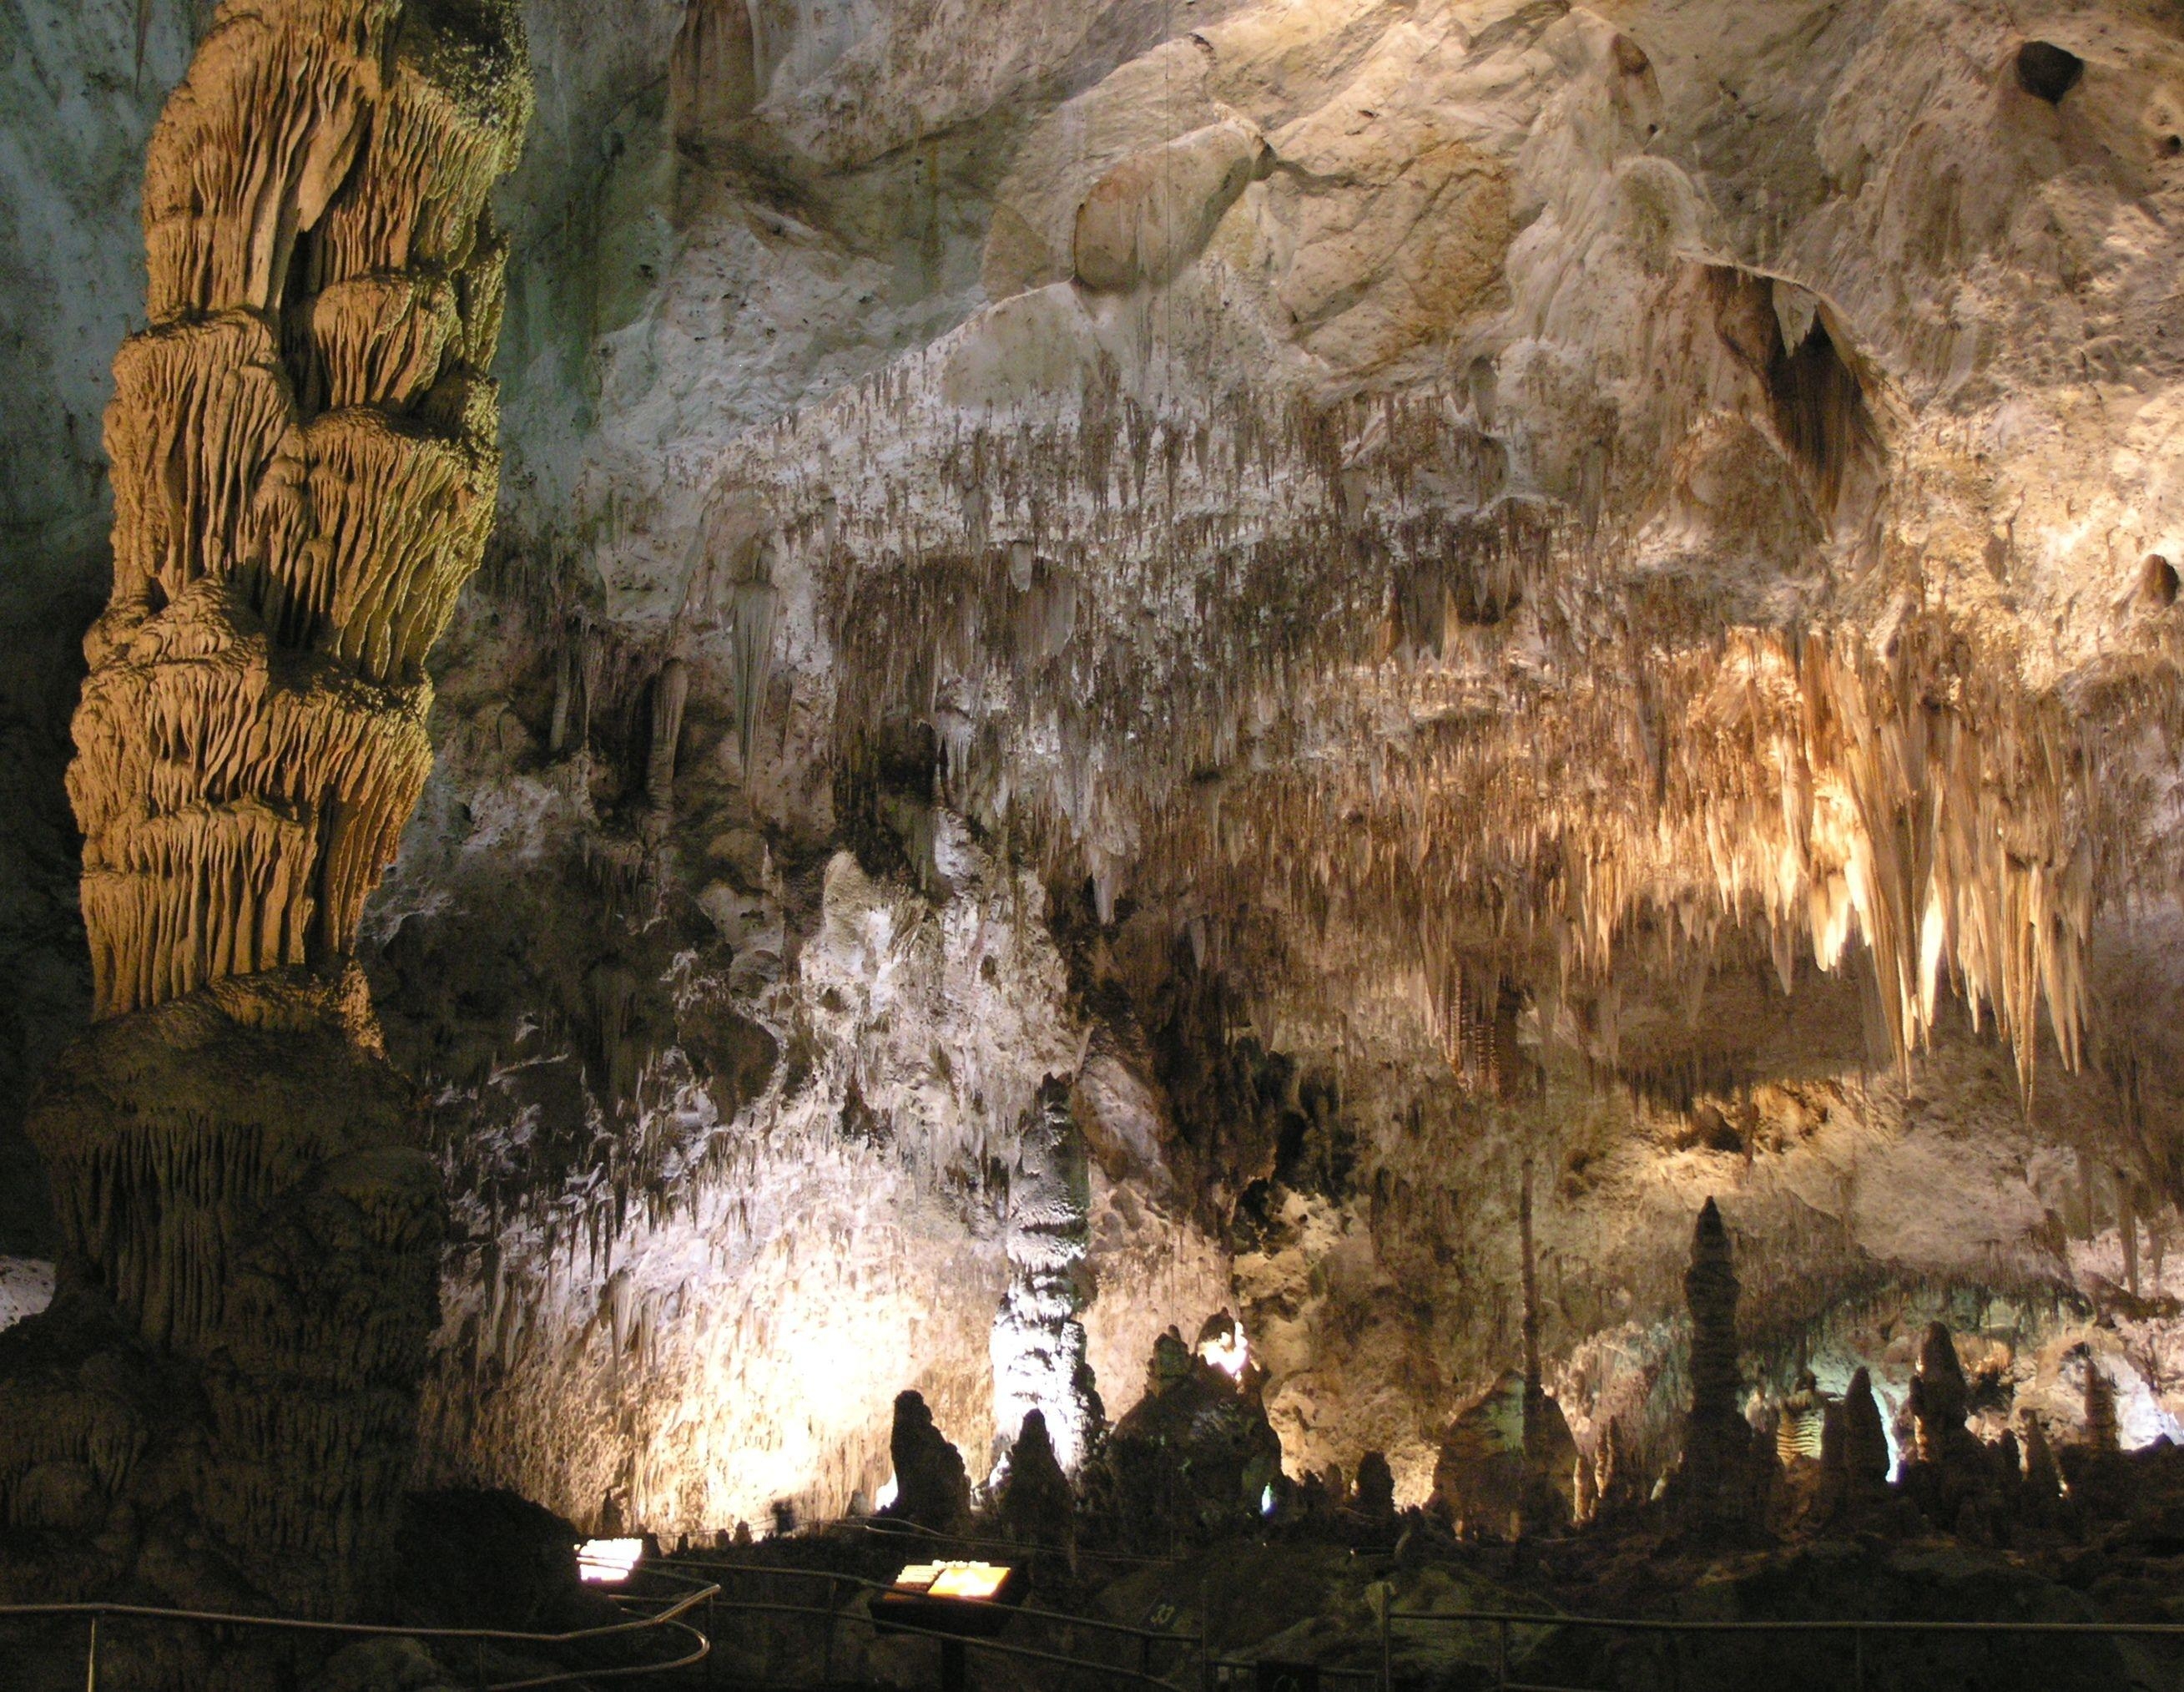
[5, 0, 2184, 1545]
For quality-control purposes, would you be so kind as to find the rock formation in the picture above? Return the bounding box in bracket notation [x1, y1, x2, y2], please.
[1351, 1451, 1395, 1529]
[1664, 1199, 1763, 1533]
[1430, 1369, 1577, 1539]
[0, 0, 529, 1639]
[883, 1389, 971, 1534]
[8, 0, 2184, 1583]
[996, 1407, 1076, 1568]
[1088, 1326, 1284, 1549]
[991, 1077, 1102, 1475]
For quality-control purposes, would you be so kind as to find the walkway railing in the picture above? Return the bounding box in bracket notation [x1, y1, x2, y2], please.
[666, 1555, 1380, 1689]
[666, 1556, 1196, 1686]
[0, 1581, 716, 1690]
[1380, 1604, 2184, 1692]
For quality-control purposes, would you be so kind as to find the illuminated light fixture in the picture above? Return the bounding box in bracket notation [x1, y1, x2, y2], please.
[889, 1559, 1015, 1601]
[1200, 1322, 1249, 1380]
[1260, 1483, 1277, 1517]
[875, 1474, 900, 1510]
[578, 1538, 643, 1583]
[930, 1564, 1012, 1601]
[875, 1559, 1026, 1689]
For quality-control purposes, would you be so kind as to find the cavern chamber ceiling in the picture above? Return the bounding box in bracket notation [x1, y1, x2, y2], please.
[6, 0, 2184, 1594]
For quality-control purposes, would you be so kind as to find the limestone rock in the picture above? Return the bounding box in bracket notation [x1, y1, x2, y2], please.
[1429, 1370, 1577, 1538]
[883, 1389, 971, 1534]
[1072, 119, 1268, 292]
[1664, 1198, 1764, 1534]
[1352, 1450, 1395, 1525]
[0, 0, 529, 1641]
[996, 1407, 1076, 1563]
[1087, 1326, 1283, 1548]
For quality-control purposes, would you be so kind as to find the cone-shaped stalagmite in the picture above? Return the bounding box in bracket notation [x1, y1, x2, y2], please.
[0, 0, 530, 1637]
[997, 1408, 1076, 1564]
[1909, 1322, 1980, 1469]
[1665, 1198, 1763, 1531]
[1843, 1366, 1891, 1488]
[883, 1389, 971, 1533]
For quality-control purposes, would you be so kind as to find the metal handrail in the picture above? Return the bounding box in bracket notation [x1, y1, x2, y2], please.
[668, 1554, 1194, 1644]
[855, 1514, 1183, 1568]
[1388, 1604, 2184, 1634]
[684, 1588, 1184, 1686]
[0, 1582, 718, 1691]
[1382, 1602, 2184, 1692]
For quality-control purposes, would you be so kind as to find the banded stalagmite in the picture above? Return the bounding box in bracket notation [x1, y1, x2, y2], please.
[0, 0, 531, 1650]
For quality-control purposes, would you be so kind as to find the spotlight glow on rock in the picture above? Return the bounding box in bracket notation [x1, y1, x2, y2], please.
[1201, 1323, 1249, 1381]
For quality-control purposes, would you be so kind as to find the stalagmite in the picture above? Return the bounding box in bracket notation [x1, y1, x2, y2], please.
[1353, 1451, 1395, 1527]
[1908, 1322, 1981, 1472]
[0, 0, 530, 1632]
[996, 1407, 1076, 1566]
[2084, 1355, 2120, 1454]
[1517, 1159, 1576, 1531]
[991, 1077, 1101, 1473]
[881, 1389, 971, 1533]
[1843, 1367, 1892, 1492]
[1665, 1198, 1761, 1533]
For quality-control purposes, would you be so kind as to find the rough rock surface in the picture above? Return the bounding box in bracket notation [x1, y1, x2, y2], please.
[0, 0, 530, 1649]
[6, 0, 2184, 1558]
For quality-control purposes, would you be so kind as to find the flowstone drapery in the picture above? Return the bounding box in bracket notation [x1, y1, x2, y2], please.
[0, 0, 528, 1646]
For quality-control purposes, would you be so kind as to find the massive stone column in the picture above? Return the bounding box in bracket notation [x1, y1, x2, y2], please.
[991, 1077, 1102, 1475]
[0, 0, 528, 1630]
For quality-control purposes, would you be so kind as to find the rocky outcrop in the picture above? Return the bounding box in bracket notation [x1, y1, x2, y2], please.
[1088, 1327, 1284, 1548]
[1432, 1369, 1578, 1539]
[882, 1388, 971, 1533]
[0, 0, 529, 1641]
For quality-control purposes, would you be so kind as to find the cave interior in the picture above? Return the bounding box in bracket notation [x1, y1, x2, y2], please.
[6, 0, 2184, 1688]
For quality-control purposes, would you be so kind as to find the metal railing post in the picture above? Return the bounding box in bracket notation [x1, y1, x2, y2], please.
[1377, 1594, 1390, 1692]
[1853, 1625, 1864, 1692]
[1496, 1616, 1508, 1689]
[821, 1575, 835, 1685]
[1198, 1574, 1211, 1692]
[84, 1612, 99, 1692]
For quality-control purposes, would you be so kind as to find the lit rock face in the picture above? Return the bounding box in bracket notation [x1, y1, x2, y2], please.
[991, 1076, 1101, 1476]
[375, 0, 2184, 1525]
[0, 0, 529, 1634]
[9, 0, 2184, 1548]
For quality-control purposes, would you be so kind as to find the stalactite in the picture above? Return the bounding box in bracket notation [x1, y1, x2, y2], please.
[797, 342, 2121, 1097]
[730, 576, 778, 775]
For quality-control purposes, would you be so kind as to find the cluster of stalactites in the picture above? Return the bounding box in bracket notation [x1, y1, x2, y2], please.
[1144, 616, 2101, 1094]
[799, 355, 2109, 1092]
[77, 0, 530, 1019]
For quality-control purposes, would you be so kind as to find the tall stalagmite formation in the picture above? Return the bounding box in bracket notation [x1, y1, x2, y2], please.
[1667, 1197, 1762, 1532]
[991, 1076, 1102, 1473]
[0, 0, 529, 1634]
